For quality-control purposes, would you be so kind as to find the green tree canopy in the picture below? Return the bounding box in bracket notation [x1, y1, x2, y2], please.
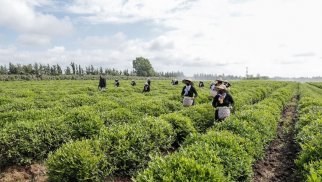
[132, 57, 155, 77]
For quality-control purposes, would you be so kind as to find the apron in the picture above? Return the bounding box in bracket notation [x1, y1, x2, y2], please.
[183, 97, 194, 106]
[217, 106, 230, 119]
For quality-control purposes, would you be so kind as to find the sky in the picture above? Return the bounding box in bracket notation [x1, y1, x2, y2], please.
[0, 0, 321, 77]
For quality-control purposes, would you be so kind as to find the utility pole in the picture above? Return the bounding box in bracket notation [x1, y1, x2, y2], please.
[246, 67, 249, 79]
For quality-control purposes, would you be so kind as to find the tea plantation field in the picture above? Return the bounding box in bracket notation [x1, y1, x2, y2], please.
[0, 80, 321, 181]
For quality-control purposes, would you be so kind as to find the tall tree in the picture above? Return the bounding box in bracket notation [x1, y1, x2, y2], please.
[132, 57, 155, 76]
[65, 66, 71, 75]
[70, 62, 76, 75]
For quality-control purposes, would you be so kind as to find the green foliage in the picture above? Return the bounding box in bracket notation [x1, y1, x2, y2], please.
[213, 118, 264, 158]
[136, 82, 297, 182]
[179, 104, 214, 132]
[0, 79, 297, 181]
[96, 117, 175, 176]
[133, 99, 171, 117]
[183, 130, 254, 181]
[64, 106, 104, 139]
[295, 84, 322, 181]
[135, 144, 228, 182]
[160, 113, 197, 145]
[296, 133, 322, 173]
[132, 57, 155, 76]
[0, 117, 72, 167]
[46, 140, 106, 182]
[61, 94, 98, 107]
[100, 108, 139, 126]
[306, 160, 322, 182]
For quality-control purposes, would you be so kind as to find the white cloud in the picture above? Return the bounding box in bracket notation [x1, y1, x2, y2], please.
[0, 0, 73, 43]
[48, 46, 65, 53]
[0, 0, 322, 77]
[66, 0, 196, 24]
[17, 34, 51, 46]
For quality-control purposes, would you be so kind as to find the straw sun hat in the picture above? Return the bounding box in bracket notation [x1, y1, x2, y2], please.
[182, 78, 193, 83]
[217, 84, 227, 90]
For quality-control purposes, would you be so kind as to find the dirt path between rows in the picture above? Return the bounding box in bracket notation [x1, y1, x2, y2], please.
[253, 95, 301, 182]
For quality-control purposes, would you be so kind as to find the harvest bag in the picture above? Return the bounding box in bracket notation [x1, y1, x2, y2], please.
[217, 106, 230, 119]
[183, 97, 193, 106]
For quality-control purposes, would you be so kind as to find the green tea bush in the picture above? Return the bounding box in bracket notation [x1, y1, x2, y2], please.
[132, 99, 169, 117]
[296, 130, 322, 171]
[160, 113, 196, 145]
[295, 84, 322, 181]
[100, 108, 139, 125]
[0, 117, 72, 167]
[183, 130, 254, 181]
[96, 117, 175, 176]
[94, 100, 120, 112]
[213, 117, 264, 158]
[61, 94, 98, 107]
[64, 106, 104, 139]
[305, 160, 322, 182]
[0, 99, 35, 112]
[162, 100, 183, 112]
[135, 143, 228, 182]
[179, 104, 214, 132]
[46, 140, 106, 182]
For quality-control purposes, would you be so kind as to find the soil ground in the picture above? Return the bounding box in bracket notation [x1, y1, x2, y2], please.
[253, 95, 301, 182]
[0, 164, 47, 182]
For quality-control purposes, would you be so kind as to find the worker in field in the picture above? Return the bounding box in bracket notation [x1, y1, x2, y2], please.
[215, 79, 223, 87]
[199, 81, 204, 88]
[212, 85, 234, 121]
[181, 78, 198, 106]
[210, 81, 217, 97]
[223, 81, 231, 91]
[131, 80, 136, 86]
[172, 79, 179, 85]
[210, 79, 223, 97]
[115, 79, 120, 87]
[147, 78, 151, 86]
[142, 82, 150, 92]
[98, 75, 106, 91]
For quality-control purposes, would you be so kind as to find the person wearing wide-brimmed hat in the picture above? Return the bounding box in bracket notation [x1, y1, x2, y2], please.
[212, 84, 234, 121]
[181, 78, 198, 106]
[215, 78, 223, 86]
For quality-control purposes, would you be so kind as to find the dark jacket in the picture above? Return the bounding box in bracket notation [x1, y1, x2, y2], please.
[143, 85, 150, 92]
[115, 81, 120, 87]
[212, 93, 234, 108]
[99, 77, 106, 88]
[181, 85, 198, 97]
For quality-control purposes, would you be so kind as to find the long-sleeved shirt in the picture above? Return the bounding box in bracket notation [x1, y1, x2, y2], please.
[181, 85, 198, 97]
[212, 93, 234, 108]
[143, 85, 150, 92]
[99, 78, 106, 87]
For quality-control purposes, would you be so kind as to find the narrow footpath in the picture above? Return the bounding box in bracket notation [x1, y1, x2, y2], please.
[253, 95, 301, 182]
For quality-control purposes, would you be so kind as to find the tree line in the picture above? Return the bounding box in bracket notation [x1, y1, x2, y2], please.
[0, 57, 184, 78]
